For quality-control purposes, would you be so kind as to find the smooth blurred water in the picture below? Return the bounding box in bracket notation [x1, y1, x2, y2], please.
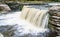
[0, 5, 50, 37]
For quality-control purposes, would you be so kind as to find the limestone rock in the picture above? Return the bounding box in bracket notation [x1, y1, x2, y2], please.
[5, 2, 20, 11]
[0, 4, 11, 13]
[48, 5, 60, 36]
[49, 5, 60, 10]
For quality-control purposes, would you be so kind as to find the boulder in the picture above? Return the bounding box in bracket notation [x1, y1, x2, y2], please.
[5, 2, 20, 11]
[0, 4, 11, 13]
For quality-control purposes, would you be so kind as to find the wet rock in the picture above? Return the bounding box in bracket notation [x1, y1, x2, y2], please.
[48, 6, 60, 17]
[49, 5, 60, 11]
[5, 2, 20, 11]
[48, 5, 60, 36]
[50, 18, 60, 22]
[49, 20, 60, 27]
[50, 16, 60, 20]
[0, 4, 11, 14]
[0, 25, 16, 37]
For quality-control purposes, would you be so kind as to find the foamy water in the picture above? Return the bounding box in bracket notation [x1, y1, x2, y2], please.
[0, 11, 49, 37]
[0, 5, 50, 37]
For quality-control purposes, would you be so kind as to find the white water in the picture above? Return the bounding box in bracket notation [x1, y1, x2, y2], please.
[0, 33, 3, 37]
[21, 6, 49, 28]
[0, 6, 49, 37]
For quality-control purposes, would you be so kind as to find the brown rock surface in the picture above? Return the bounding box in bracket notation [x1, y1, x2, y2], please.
[48, 5, 60, 36]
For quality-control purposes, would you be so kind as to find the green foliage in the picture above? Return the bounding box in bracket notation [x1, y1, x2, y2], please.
[50, 0, 60, 2]
[17, 0, 60, 2]
[0, 0, 60, 2]
[19, 5, 23, 10]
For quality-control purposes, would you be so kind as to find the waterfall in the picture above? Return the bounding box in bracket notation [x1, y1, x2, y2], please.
[21, 5, 49, 28]
[0, 5, 50, 37]
[1, 3, 60, 37]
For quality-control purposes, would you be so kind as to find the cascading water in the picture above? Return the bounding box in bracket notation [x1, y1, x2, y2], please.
[21, 5, 49, 28]
[0, 5, 50, 37]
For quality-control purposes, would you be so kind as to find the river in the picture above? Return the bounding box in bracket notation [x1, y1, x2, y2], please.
[0, 3, 58, 37]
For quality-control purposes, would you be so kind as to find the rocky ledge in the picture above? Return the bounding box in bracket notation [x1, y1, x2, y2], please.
[48, 5, 60, 37]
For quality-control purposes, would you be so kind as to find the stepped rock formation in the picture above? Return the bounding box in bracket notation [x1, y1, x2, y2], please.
[48, 5, 60, 37]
